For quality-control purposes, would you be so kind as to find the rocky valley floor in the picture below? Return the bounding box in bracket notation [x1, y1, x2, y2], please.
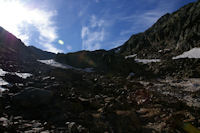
[0, 61, 200, 133]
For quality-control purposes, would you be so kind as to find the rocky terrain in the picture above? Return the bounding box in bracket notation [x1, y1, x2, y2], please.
[115, 0, 200, 59]
[0, 0, 200, 133]
[0, 64, 200, 133]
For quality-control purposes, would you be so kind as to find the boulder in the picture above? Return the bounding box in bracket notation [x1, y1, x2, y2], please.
[4, 73, 23, 83]
[12, 87, 53, 108]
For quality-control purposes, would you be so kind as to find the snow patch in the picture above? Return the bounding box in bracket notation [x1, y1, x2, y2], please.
[38, 59, 73, 69]
[0, 68, 32, 92]
[0, 78, 9, 93]
[15, 73, 32, 79]
[38, 59, 94, 72]
[0, 68, 32, 79]
[0, 69, 8, 76]
[125, 54, 137, 59]
[173, 48, 200, 59]
[135, 59, 161, 64]
[0, 78, 9, 86]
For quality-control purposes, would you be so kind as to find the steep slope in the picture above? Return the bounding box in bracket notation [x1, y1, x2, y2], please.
[0, 26, 33, 61]
[115, 0, 200, 59]
[28, 46, 55, 60]
[0, 26, 55, 72]
[0, 26, 55, 61]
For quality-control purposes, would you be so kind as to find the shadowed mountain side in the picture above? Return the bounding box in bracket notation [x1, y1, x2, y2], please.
[55, 50, 152, 76]
[28, 46, 55, 60]
[0, 27, 55, 72]
[0, 27, 55, 61]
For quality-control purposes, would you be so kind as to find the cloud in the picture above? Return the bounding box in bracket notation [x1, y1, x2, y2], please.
[43, 43, 62, 53]
[90, 15, 104, 28]
[120, 11, 165, 36]
[121, 11, 164, 24]
[0, 0, 62, 53]
[118, 0, 178, 36]
[81, 15, 105, 51]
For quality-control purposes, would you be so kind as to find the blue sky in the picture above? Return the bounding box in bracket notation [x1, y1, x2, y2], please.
[0, 0, 196, 53]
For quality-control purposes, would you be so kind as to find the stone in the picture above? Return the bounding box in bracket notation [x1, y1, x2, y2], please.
[127, 72, 135, 80]
[67, 122, 78, 133]
[4, 73, 23, 83]
[12, 87, 53, 108]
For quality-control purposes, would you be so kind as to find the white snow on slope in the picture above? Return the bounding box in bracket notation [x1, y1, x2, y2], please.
[125, 54, 137, 59]
[0, 68, 32, 92]
[173, 48, 200, 59]
[38, 59, 94, 72]
[124, 54, 161, 64]
[1, 69, 32, 79]
[15, 73, 32, 79]
[0, 78, 9, 92]
[135, 59, 161, 64]
[38, 59, 73, 69]
[0, 69, 8, 76]
[0, 78, 9, 86]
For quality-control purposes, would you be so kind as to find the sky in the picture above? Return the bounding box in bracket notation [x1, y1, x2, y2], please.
[0, 0, 197, 53]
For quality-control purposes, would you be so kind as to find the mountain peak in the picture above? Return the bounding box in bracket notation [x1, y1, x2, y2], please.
[116, 0, 200, 59]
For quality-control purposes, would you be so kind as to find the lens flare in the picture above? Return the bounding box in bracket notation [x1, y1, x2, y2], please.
[58, 40, 64, 45]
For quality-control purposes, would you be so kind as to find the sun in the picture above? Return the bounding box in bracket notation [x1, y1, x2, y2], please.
[0, 0, 54, 45]
[0, 0, 62, 53]
[0, 1, 29, 36]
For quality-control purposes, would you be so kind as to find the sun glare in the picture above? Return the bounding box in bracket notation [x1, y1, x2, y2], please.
[0, 0, 61, 53]
[0, 1, 29, 37]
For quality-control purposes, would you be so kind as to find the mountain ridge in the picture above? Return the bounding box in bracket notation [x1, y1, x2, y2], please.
[114, 0, 200, 59]
[0, 26, 55, 61]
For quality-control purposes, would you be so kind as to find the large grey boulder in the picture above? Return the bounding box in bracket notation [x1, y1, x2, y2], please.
[12, 87, 53, 108]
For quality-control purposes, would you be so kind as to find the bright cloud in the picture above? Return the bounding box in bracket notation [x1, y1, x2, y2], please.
[81, 15, 105, 51]
[0, 0, 62, 53]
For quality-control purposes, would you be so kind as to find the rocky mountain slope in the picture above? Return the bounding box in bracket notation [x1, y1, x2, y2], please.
[54, 0, 200, 78]
[28, 46, 55, 60]
[55, 50, 151, 76]
[0, 26, 55, 72]
[0, 27, 33, 62]
[0, 1, 200, 133]
[115, 0, 200, 59]
[0, 26, 55, 61]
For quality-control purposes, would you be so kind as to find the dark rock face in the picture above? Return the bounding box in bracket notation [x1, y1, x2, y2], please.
[28, 46, 55, 60]
[0, 27, 33, 62]
[0, 26, 55, 71]
[4, 73, 24, 84]
[149, 58, 200, 78]
[116, 0, 200, 59]
[12, 87, 53, 108]
[55, 50, 152, 76]
[56, 50, 108, 68]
